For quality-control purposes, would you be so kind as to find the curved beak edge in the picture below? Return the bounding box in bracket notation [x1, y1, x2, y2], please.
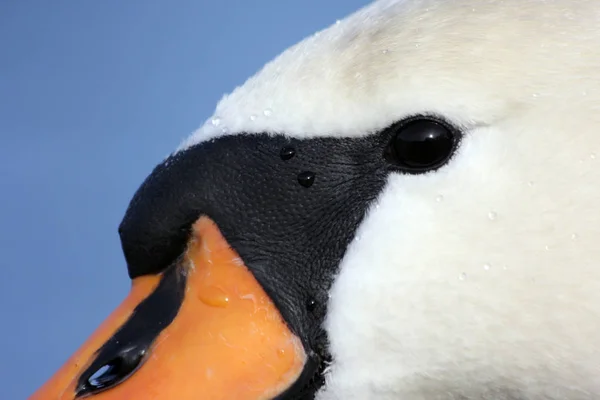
[29, 217, 307, 400]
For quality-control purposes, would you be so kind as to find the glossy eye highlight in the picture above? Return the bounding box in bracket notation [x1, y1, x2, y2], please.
[384, 118, 458, 172]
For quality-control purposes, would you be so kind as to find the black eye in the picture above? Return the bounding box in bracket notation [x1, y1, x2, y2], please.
[384, 118, 457, 172]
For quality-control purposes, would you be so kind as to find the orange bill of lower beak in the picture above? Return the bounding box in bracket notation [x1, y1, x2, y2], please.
[30, 217, 307, 400]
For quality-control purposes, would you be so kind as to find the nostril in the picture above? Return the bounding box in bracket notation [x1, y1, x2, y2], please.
[74, 265, 186, 398]
[76, 346, 146, 397]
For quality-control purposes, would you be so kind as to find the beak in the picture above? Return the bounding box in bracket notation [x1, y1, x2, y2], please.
[30, 217, 307, 400]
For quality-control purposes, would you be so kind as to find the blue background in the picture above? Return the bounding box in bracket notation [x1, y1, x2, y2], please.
[0, 1, 371, 398]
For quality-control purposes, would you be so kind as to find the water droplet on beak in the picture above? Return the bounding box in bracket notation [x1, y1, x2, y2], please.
[198, 286, 230, 308]
[297, 171, 316, 188]
[280, 147, 296, 160]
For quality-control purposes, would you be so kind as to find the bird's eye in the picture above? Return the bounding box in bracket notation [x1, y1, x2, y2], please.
[384, 118, 458, 172]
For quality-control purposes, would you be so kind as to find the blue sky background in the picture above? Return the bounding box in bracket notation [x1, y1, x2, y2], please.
[0, 1, 371, 398]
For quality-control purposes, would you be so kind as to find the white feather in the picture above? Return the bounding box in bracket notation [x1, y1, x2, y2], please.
[182, 0, 600, 398]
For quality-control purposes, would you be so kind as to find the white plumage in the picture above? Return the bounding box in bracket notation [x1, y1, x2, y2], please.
[184, 1, 600, 398]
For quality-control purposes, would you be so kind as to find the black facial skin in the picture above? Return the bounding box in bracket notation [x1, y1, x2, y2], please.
[118, 132, 391, 399]
[82, 116, 459, 399]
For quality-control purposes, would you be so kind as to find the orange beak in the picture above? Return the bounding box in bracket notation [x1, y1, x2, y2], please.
[30, 217, 307, 400]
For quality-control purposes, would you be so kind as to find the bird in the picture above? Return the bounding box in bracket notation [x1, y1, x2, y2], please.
[30, 0, 600, 399]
